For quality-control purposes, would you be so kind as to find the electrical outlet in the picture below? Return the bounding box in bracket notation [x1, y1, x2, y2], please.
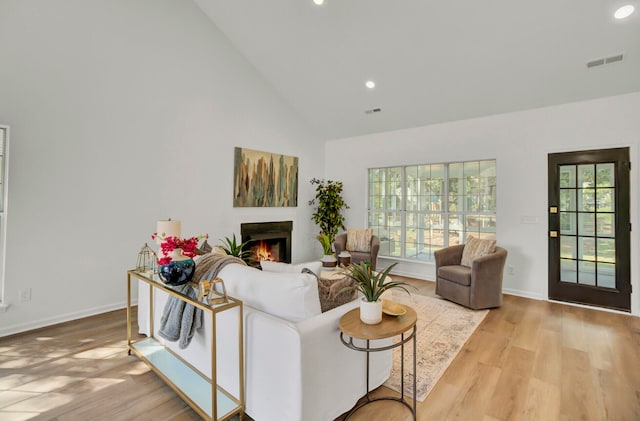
[507, 266, 515, 275]
[19, 288, 31, 302]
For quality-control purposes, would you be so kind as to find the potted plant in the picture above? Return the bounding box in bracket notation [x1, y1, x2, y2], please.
[343, 261, 411, 324]
[309, 178, 349, 256]
[220, 233, 253, 264]
[317, 232, 338, 267]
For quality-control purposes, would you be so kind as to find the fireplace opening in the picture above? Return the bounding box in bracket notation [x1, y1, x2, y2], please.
[252, 239, 282, 262]
[241, 221, 292, 268]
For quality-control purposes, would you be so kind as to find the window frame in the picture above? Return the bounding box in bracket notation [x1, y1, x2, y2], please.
[0, 126, 9, 307]
[368, 159, 496, 262]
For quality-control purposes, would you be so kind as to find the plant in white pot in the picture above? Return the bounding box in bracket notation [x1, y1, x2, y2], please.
[343, 261, 411, 324]
[317, 232, 338, 267]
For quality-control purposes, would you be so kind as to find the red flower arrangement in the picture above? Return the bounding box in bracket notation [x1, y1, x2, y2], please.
[151, 233, 208, 265]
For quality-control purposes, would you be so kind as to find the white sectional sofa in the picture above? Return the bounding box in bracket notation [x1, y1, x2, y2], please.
[137, 260, 392, 421]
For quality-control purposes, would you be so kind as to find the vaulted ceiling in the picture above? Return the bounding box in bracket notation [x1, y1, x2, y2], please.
[194, 0, 640, 140]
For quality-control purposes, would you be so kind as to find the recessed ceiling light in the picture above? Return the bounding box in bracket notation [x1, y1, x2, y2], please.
[313, 0, 324, 5]
[614, 5, 635, 19]
[365, 80, 376, 89]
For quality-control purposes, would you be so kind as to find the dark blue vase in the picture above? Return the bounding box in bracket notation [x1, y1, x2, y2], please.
[158, 258, 196, 286]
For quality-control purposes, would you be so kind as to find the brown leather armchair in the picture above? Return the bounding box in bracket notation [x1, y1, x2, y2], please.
[333, 233, 380, 271]
[434, 244, 508, 310]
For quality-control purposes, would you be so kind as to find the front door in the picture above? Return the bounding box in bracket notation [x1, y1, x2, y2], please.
[548, 147, 631, 312]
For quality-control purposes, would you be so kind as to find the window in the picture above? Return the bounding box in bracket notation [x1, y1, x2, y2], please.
[368, 159, 496, 261]
[0, 126, 7, 306]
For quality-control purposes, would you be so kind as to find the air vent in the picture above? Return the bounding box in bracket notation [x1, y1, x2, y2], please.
[606, 54, 623, 64]
[587, 53, 624, 68]
[587, 58, 605, 68]
[365, 108, 381, 114]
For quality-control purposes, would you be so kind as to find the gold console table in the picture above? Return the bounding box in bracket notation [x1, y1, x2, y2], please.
[127, 270, 244, 421]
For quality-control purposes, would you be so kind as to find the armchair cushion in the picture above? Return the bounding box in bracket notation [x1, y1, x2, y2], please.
[437, 265, 472, 286]
[346, 228, 373, 252]
[460, 236, 496, 267]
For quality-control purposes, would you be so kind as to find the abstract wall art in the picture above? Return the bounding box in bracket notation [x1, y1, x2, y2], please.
[233, 147, 299, 207]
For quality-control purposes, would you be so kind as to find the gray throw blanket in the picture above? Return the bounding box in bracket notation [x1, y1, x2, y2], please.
[158, 254, 246, 349]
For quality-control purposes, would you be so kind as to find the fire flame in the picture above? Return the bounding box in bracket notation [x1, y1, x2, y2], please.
[254, 242, 274, 262]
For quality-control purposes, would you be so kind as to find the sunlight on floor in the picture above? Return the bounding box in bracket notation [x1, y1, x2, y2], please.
[0, 410, 40, 421]
[72, 347, 123, 359]
[0, 356, 48, 369]
[0, 374, 37, 389]
[13, 376, 78, 393]
[1, 392, 74, 413]
[0, 327, 132, 420]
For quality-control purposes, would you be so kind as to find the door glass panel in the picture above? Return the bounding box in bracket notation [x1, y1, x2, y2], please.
[597, 263, 616, 288]
[578, 165, 595, 188]
[560, 165, 576, 188]
[596, 214, 614, 237]
[560, 212, 576, 235]
[597, 238, 615, 263]
[596, 188, 615, 212]
[578, 213, 595, 236]
[596, 163, 615, 187]
[560, 190, 576, 211]
[560, 258, 577, 282]
[578, 237, 596, 261]
[579, 189, 595, 211]
[560, 236, 576, 259]
[579, 261, 596, 285]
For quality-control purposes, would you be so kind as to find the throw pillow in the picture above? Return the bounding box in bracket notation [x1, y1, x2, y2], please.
[316, 274, 357, 312]
[460, 236, 497, 267]
[196, 239, 213, 255]
[346, 228, 373, 252]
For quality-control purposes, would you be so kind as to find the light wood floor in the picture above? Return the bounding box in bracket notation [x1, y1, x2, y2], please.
[1, 277, 639, 420]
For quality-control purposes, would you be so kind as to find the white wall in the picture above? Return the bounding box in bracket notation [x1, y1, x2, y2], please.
[0, 0, 324, 336]
[326, 92, 640, 314]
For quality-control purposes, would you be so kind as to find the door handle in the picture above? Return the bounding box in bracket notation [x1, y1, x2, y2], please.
[550, 231, 558, 237]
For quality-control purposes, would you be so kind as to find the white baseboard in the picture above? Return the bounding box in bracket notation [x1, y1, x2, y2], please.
[389, 270, 435, 282]
[502, 288, 545, 301]
[0, 299, 139, 338]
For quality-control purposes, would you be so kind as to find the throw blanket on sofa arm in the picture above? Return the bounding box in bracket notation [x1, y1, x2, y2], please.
[158, 254, 247, 349]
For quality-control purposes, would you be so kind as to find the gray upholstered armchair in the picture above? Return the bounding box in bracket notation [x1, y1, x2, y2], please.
[434, 244, 508, 310]
[333, 233, 380, 271]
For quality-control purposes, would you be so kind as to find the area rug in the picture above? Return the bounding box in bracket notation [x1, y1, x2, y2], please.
[382, 292, 488, 402]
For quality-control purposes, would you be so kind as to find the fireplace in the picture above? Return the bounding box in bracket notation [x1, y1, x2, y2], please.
[241, 221, 292, 267]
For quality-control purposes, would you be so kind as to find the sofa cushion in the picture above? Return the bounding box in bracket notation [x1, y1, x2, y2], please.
[438, 265, 472, 286]
[346, 228, 372, 252]
[261, 260, 322, 276]
[218, 264, 322, 322]
[460, 236, 496, 267]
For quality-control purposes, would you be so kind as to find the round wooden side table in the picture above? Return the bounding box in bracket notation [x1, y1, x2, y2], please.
[339, 305, 417, 420]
